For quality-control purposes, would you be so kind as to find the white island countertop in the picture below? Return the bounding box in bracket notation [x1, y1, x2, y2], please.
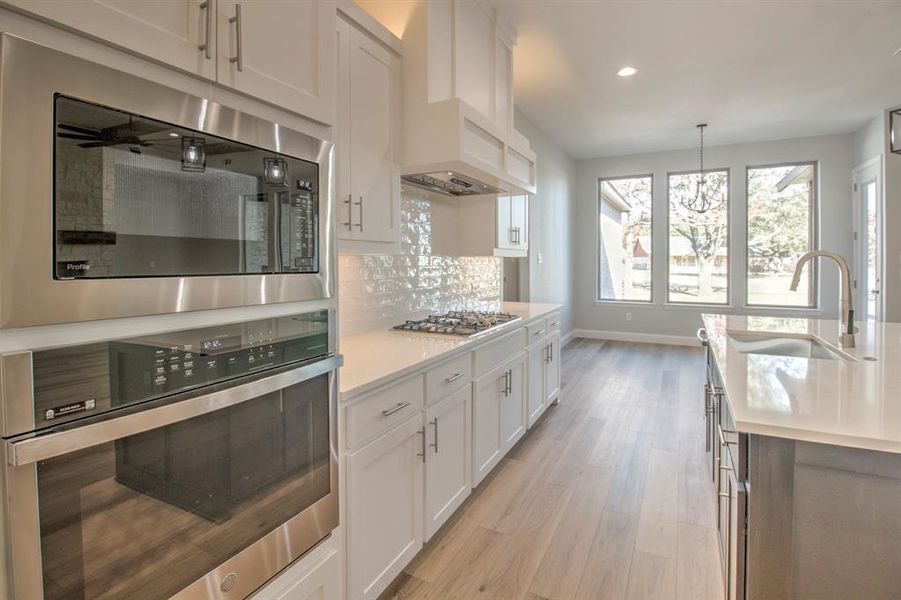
[340, 302, 563, 399]
[703, 313, 901, 454]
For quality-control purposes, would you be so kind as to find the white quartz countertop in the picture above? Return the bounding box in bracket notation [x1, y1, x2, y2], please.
[703, 313, 901, 454]
[340, 302, 562, 398]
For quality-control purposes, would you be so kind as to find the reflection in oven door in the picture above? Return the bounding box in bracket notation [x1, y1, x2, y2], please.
[35, 374, 331, 600]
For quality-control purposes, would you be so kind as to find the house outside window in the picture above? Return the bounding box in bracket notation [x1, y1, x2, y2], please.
[597, 175, 652, 302]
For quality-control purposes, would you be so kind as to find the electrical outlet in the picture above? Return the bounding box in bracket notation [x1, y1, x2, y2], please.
[626, 312, 633, 321]
[537, 252, 543, 264]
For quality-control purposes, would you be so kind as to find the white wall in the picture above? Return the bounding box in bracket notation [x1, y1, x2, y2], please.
[853, 115, 884, 167]
[514, 109, 577, 335]
[573, 133, 855, 339]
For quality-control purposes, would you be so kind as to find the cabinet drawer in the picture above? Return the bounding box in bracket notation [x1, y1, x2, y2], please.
[526, 320, 549, 342]
[346, 375, 424, 449]
[473, 328, 527, 378]
[425, 353, 472, 404]
[547, 313, 562, 333]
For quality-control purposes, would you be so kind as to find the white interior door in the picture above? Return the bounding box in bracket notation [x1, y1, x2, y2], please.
[853, 160, 883, 321]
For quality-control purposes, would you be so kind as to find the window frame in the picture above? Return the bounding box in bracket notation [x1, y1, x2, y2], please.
[595, 173, 655, 304]
[665, 167, 732, 306]
[744, 161, 819, 309]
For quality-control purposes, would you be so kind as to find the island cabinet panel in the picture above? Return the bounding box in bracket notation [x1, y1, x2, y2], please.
[346, 414, 424, 600]
[424, 386, 471, 540]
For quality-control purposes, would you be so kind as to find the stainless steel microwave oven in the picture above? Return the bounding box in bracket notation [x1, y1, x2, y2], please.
[0, 35, 336, 328]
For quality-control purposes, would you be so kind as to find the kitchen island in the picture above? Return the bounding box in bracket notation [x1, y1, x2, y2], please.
[701, 313, 901, 600]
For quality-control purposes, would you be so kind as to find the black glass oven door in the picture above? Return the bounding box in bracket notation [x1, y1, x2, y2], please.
[9, 362, 338, 600]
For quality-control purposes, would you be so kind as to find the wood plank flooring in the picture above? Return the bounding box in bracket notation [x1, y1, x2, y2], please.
[381, 339, 723, 600]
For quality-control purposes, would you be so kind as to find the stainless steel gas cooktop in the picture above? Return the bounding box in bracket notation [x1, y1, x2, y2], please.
[393, 311, 520, 337]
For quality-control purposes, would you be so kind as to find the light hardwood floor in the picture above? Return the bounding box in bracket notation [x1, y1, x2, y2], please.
[381, 339, 724, 600]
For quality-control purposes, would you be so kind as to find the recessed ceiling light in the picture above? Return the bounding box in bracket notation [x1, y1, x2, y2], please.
[168, 132, 180, 137]
[617, 66, 638, 77]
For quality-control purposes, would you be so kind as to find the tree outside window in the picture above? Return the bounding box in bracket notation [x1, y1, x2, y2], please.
[747, 164, 816, 306]
[668, 170, 729, 304]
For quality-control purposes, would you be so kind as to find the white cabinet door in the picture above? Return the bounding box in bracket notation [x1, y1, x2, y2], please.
[472, 368, 506, 486]
[424, 386, 471, 540]
[510, 194, 528, 250]
[217, 0, 336, 124]
[527, 343, 546, 428]
[453, 0, 494, 121]
[336, 15, 399, 243]
[347, 414, 423, 600]
[494, 31, 512, 130]
[349, 26, 397, 242]
[545, 332, 561, 404]
[4, 0, 216, 78]
[500, 355, 526, 452]
[496, 195, 514, 250]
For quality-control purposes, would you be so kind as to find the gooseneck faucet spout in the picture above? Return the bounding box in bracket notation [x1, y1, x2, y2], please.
[790, 251, 855, 348]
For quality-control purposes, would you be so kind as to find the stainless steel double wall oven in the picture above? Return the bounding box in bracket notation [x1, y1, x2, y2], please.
[0, 35, 341, 599]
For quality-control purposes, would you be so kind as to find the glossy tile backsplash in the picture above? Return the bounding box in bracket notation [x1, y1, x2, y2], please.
[339, 187, 502, 335]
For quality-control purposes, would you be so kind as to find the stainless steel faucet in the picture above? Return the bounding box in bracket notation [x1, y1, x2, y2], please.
[790, 251, 855, 348]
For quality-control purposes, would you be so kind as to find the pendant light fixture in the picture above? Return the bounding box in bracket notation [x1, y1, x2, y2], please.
[695, 123, 708, 203]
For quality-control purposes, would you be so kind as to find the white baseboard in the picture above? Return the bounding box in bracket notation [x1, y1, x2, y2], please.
[573, 328, 697, 347]
[561, 331, 576, 347]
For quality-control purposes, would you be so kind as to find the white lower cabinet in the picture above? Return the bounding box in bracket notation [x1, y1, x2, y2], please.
[346, 414, 424, 600]
[251, 537, 339, 600]
[527, 342, 548, 427]
[545, 332, 561, 404]
[424, 386, 471, 541]
[472, 353, 526, 486]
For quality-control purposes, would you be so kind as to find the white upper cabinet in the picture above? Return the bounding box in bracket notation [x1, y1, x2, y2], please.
[3, 0, 217, 79]
[336, 13, 401, 245]
[217, 0, 336, 124]
[494, 31, 513, 131]
[453, 0, 494, 122]
[7, 0, 337, 124]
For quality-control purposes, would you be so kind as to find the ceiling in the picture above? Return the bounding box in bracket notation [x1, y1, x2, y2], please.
[495, 0, 901, 159]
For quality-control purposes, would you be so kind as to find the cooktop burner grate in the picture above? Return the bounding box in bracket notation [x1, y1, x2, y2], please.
[393, 311, 520, 337]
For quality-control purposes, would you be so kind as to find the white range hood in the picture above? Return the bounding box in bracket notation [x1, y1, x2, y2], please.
[401, 0, 537, 197]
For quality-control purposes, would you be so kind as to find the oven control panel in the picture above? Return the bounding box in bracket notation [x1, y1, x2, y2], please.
[30, 310, 331, 430]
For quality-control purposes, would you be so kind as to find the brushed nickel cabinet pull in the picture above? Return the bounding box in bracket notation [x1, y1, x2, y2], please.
[354, 196, 363, 230]
[381, 401, 410, 417]
[551, 321, 560, 327]
[198, 1, 212, 59]
[533, 328, 546, 336]
[417, 426, 426, 462]
[343, 194, 352, 229]
[506, 369, 512, 394]
[500, 372, 508, 397]
[444, 372, 463, 383]
[229, 4, 244, 72]
[430, 417, 438, 453]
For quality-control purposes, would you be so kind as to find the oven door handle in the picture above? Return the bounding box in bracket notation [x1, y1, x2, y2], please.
[7, 354, 343, 467]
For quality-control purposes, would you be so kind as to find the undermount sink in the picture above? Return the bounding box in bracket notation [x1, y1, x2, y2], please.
[727, 330, 854, 361]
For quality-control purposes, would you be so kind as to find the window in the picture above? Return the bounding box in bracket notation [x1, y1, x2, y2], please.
[597, 175, 652, 301]
[746, 163, 816, 306]
[667, 170, 729, 304]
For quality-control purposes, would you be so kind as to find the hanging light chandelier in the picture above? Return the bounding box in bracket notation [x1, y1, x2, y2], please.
[695, 123, 708, 204]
